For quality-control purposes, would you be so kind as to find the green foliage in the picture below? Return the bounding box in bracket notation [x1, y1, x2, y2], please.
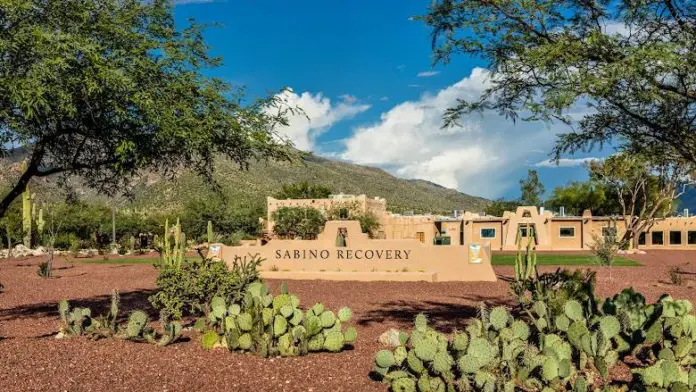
[511, 224, 538, 298]
[199, 282, 356, 357]
[372, 276, 696, 392]
[325, 200, 382, 237]
[589, 219, 620, 268]
[0, 0, 296, 218]
[588, 153, 685, 247]
[275, 181, 332, 200]
[58, 291, 182, 346]
[149, 254, 262, 319]
[546, 181, 619, 216]
[420, 0, 696, 168]
[520, 169, 545, 206]
[159, 218, 186, 268]
[484, 199, 521, 217]
[272, 207, 326, 239]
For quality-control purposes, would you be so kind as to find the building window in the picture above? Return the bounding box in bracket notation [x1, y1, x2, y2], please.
[480, 228, 496, 239]
[688, 231, 696, 245]
[652, 231, 664, 245]
[416, 232, 425, 243]
[602, 227, 617, 238]
[670, 231, 682, 245]
[559, 227, 575, 237]
[522, 210, 532, 217]
[339, 208, 349, 219]
[519, 226, 535, 237]
[638, 233, 646, 245]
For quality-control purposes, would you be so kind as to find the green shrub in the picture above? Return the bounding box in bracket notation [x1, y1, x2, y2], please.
[272, 207, 326, 239]
[148, 255, 262, 319]
[54, 233, 79, 251]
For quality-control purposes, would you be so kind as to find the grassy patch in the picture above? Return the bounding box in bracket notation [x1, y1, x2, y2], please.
[81, 257, 161, 265]
[492, 253, 641, 267]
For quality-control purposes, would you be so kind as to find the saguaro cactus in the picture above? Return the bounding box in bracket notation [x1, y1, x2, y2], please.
[22, 184, 33, 248]
[514, 224, 537, 283]
[37, 208, 45, 237]
[207, 220, 214, 244]
[161, 218, 185, 268]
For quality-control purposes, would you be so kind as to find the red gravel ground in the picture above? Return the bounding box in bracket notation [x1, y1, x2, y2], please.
[1, 252, 695, 392]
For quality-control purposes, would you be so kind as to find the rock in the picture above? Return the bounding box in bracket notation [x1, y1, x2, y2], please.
[636, 250, 646, 254]
[378, 328, 402, 348]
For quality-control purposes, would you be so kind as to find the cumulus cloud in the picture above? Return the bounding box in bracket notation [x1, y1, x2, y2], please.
[380, 96, 389, 101]
[270, 89, 370, 152]
[417, 71, 440, 77]
[340, 68, 565, 198]
[535, 157, 601, 168]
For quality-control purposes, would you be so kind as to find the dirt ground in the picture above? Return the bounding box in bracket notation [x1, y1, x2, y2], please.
[1, 251, 695, 392]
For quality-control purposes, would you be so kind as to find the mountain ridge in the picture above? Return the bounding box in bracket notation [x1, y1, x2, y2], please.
[0, 150, 490, 215]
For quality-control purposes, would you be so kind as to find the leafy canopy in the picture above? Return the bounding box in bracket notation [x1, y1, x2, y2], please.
[520, 169, 545, 206]
[272, 207, 326, 240]
[545, 181, 618, 216]
[420, 0, 696, 164]
[0, 0, 295, 217]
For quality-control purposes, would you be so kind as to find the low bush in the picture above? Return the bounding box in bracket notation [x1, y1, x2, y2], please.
[148, 255, 262, 319]
[198, 281, 357, 356]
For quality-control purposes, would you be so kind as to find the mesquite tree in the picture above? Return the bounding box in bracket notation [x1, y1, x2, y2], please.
[420, 0, 696, 165]
[588, 153, 691, 248]
[0, 0, 296, 218]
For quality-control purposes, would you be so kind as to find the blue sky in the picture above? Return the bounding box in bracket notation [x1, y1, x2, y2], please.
[173, 0, 611, 200]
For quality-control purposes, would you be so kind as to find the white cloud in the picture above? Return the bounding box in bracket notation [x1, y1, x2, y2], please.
[340, 68, 566, 198]
[339, 94, 358, 104]
[270, 89, 370, 152]
[535, 157, 601, 168]
[380, 96, 389, 101]
[417, 71, 440, 77]
[396, 64, 407, 70]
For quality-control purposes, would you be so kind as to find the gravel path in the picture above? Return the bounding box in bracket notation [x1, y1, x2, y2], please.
[1, 252, 694, 391]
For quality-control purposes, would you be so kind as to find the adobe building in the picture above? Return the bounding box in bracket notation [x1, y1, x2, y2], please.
[264, 194, 696, 251]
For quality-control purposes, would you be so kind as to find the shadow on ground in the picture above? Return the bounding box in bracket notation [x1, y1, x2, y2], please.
[358, 294, 513, 333]
[0, 289, 158, 323]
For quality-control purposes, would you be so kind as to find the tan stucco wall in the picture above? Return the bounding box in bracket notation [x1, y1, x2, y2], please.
[470, 221, 504, 250]
[264, 195, 696, 252]
[212, 220, 496, 282]
[549, 220, 583, 250]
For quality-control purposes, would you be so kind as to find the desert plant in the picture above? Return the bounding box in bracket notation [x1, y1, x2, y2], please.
[199, 282, 357, 357]
[589, 218, 621, 282]
[511, 224, 538, 300]
[57, 291, 181, 346]
[668, 262, 689, 286]
[37, 261, 51, 278]
[159, 218, 186, 268]
[149, 254, 262, 319]
[373, 286, 696, 392]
